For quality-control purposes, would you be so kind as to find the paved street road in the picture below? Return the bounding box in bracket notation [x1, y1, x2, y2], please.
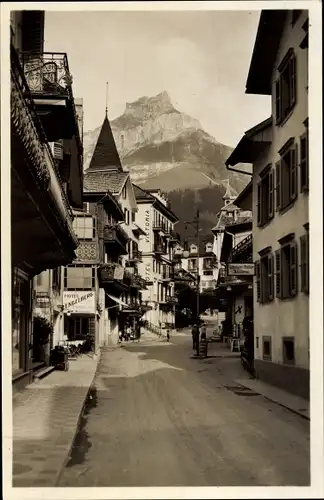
[57, 330, 310, 487]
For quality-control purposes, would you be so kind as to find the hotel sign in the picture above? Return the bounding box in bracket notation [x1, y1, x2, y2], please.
[63, 291, 96, 314]
[227, 263, 254, 276]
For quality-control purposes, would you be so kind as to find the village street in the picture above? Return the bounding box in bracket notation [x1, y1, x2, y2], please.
[57, 330, 310, 487]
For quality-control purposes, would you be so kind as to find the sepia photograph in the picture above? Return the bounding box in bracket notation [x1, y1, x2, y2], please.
[1, 0, 323, 497]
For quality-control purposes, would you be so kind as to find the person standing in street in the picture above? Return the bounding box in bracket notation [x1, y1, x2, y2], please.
[191, 322, 200, 355]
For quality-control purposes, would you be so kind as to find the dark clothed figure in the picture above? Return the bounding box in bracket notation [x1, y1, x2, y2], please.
[191, 324, 200, 352]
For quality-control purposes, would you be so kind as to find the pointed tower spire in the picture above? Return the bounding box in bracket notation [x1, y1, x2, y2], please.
[87, 85, 123, 172]
[105, 82, 108, 118]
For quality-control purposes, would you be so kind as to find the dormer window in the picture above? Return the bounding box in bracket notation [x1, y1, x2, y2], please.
[190, 245, 197, 254]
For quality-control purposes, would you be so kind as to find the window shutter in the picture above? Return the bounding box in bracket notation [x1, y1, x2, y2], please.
[257, 182, 262, 226]
[255, 260, 261, 302]
[22, 11, 45, 55]
[290, 242, 298, 297]
[305, 232, 309, 293]
[300, 131, 309, 191]
[290, 144, 298, 202]
[275, 78, 281, 124]
[275, 161, 282, 211]
[268, 254, 274, 301]
[275, 249, 282, 298]
[300, 235, 306, 292]
[290, 54, 297, 108]
[268, 169, 274, 219]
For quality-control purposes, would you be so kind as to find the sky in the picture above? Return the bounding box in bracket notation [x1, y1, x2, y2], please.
[44, 9, 271, 147]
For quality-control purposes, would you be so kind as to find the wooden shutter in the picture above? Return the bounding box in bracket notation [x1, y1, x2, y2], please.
[268, 169, 274, 219]
[290, 144, 298, 202]
[275, 79, 281, 124]
[290, 54, 297, 108]
[275, 249, 282, 298]
[22, 11, 45, 55]
[268, 254, 274, 301]
[255, 260, 261, 303]
[275, 161, 282, 211]
[289, 242, 298, 297]
[300, 235, 306, 292]
[305, 232, 309, 293]
[300, 131, 309, 191]
[257, 181, 262, 226]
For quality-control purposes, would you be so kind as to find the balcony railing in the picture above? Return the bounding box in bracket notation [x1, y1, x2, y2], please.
[103, 224, 128, 254]
[11, 44, 76, 240]
[21, 51, 82, 154]
[128, 250, 143, 262]
[153, 222, 169, 233]
[100, 263, 125, 283]
[231, 234, 253, 261]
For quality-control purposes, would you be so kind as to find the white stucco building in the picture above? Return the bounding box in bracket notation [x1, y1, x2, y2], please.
[134, 185, 179, 330]
[174, 241, 218, 294]
[226, 10, 309, 399]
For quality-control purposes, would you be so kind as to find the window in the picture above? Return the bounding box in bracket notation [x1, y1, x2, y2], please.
[124, 209, 130, 225]
[66, 317, 89, 341]
[275, 49, 297, 124]
[37, 273, 43, 287]
[283, 337, 295, 364]
[122, 185, 127, 199]
[255, 252, 274, 304]
[52, 267, 61, 290]
[64, 266, 96, 290]
[300, 129, 309, 192]
[256, 337, 259, 349]
[131, 211, 136, 223]
[73, 215, 95, 240]
[275, 239, 298, 299]
[262, 336, 272, 360]
[300, 232, 309, 293]
[276, 140, 298, 212]
[189, 258, 197, 270]
[257, 166, 274, 226]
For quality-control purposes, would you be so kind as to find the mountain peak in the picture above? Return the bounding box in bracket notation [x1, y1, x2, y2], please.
[124, 91, 175, 121]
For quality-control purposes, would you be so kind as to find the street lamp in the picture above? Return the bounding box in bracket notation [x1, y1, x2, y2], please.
[183, 209, 200, 325]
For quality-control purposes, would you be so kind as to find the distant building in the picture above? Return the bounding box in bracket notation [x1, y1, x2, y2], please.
[134, 185, 179, 330]
[226, 10, 309, 399]
[178, 242, 218, 294]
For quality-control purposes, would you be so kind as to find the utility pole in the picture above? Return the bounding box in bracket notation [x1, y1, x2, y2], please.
[184, 209, 200, 324]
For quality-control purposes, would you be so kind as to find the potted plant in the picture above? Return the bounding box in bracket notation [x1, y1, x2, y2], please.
[32, 314, 53, 363]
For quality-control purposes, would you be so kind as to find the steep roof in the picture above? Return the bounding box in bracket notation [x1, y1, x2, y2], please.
[133, 184, 155, 202]
[223, 179, 237, 201]
[84, 170, 128, 195]
[133, 184, 179, 223]
[87, 114, 123, 171]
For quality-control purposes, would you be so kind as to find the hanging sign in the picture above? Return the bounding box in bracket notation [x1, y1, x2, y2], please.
[227, 263, 254, 276]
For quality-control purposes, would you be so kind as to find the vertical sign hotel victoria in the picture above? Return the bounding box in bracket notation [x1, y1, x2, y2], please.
[144, 208, 152, 284]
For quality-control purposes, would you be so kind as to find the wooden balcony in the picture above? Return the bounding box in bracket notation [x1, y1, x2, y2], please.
[11, 45, 79, 276]
[21, 52, 82, 150]
[103, 224, 128, 255]
[153, 244, 164, 255]
[99, 263, 129, 292]
[128, 250, 143, 263]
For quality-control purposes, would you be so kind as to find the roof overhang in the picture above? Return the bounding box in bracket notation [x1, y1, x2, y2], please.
[245, 10, 287, 95]
[224, 221, 252, 234]
[226, 117, 272, 167]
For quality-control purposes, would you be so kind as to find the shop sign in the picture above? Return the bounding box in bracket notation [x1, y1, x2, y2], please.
[63, 291, 96, 314]
[227, 263, 254, 276]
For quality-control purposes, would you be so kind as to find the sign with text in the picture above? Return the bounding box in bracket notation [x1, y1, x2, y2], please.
[227, 263, 254, 276]
[63, 291, 96, 314]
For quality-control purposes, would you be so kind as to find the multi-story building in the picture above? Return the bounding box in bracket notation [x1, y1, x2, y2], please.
[11, 11, 83, 390]
[81, 112, 147, 345]
[175, 242, 218, 294]
[226, 10, 309, 399]
[134, 185, 179, 330]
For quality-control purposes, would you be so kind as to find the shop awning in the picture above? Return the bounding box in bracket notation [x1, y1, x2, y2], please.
[106, 294, 129, 307]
